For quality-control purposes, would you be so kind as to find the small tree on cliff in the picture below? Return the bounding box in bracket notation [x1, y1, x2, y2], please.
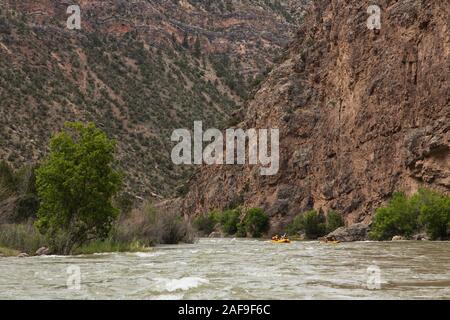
[35, 122, 122, 254]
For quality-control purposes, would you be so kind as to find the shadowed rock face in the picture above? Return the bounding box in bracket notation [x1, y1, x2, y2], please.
[180, 0, 449, 227]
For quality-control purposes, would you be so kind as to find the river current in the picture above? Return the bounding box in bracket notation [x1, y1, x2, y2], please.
[1, 238, 449, 299]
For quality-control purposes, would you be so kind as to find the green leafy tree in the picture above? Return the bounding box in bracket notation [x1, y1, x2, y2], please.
[369, 192, 420, 240]
[300, 210, 326, 239]
[326, 209, 344, 233]
[286, 214, 303, 236]
[242, 208, 269, 238]
[287, 210, 327, 239]
[193, 211, 219, 235]
[418, 190, 450, 240]
[236, 222, 247, 237]
[35, 122, 122, 254]
[219, 209, 241, 235]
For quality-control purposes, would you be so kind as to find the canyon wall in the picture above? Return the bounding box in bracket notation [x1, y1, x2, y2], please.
[180, 0, 449, 228]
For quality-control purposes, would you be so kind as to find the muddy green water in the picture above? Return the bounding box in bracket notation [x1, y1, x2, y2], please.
[1, 238, 449, 299]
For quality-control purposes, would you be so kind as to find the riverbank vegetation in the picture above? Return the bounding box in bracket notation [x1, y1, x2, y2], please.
[114, 202, 194, 246]
[369, 189, 450, 240]
[0, 122, 194, 256]
[0, 246, 20, 257]
[286, 210, 344, 239]
[193, 207, 269, 238]
[0, 223, 46, 254]
[239, 208, 270, 237]
[35, 122, 122, 255]
[1, 122, 448, 256]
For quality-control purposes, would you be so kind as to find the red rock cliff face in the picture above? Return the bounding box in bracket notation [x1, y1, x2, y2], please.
[180, 0, 449, 227]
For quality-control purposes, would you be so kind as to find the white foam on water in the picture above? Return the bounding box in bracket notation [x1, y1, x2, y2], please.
[134, 251, 165, 258]
[153, 277, 209, 292]
[142, 263, 155, 267]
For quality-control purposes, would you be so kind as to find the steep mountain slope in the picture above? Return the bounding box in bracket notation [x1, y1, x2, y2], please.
[180, 0, 449, 228]
[0, 0, 305, 198]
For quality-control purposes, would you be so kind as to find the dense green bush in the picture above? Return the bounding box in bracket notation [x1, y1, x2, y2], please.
[286, 209, 344, 239]
[193, 209, 241, 236]
[218, 209, 241, 235]
[286, 214, 303, 236]
[236, 222, 247, 237]
[326, 210, 345, 233]
[241, 208, 269, 238]
[418, 190, 450, 240]
[193, 211, 218, 235]
[369, 189, 450, 240]
[369, 192, 420, 240]
[287, 210, 326, 239]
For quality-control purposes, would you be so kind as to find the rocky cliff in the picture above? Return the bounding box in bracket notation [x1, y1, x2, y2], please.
[180, 0, 449, 228]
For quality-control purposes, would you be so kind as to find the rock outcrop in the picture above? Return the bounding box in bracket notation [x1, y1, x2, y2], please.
[180, 0, 449, 227]
[35, 247, 50, 256]
[325, 223, 369, 242]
